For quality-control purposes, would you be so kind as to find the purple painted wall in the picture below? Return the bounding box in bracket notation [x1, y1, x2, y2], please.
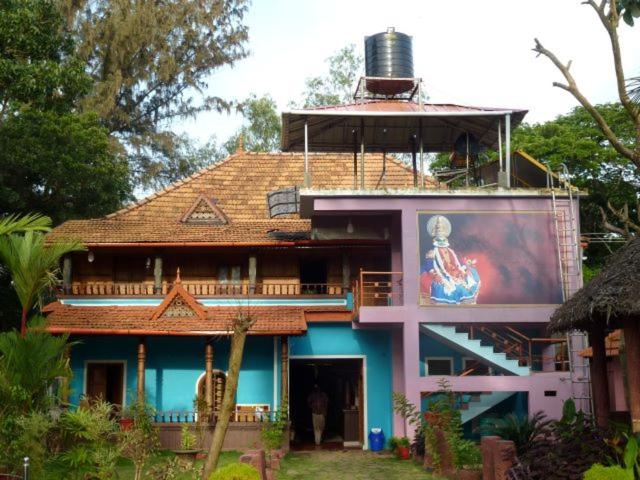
[308, 193, 581, 435]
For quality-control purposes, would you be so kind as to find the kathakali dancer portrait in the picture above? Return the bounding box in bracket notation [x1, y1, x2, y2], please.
[418, 211, 563, 306]
[420, 215, 481, 305]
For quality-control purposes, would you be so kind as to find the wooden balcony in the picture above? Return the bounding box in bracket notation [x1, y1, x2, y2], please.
[63, 281, 347, 297]
[358, 271, 403, 306]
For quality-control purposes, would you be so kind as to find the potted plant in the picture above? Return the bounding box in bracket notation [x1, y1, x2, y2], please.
[172, 424, 199, 466]
[396, 437, 411, 460]
[119, 405, 135, 431]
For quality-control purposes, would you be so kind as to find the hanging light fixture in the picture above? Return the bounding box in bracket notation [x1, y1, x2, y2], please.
[346, 218, 354, 234]
[87, 251, 95, 263]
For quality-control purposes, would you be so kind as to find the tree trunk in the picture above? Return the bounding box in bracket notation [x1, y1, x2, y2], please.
[201, 318, 252, 479]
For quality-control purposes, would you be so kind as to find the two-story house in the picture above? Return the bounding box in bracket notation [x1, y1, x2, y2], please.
[44, 29, 588, 450]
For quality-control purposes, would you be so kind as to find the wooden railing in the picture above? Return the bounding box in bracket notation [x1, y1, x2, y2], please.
[359, 270, 403, 307]
[63, 281, 347, 297]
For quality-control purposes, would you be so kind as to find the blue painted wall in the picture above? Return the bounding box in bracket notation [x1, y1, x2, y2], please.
[420, 333, 466, 376]
[289, 323, 393, 447]
[69, 324, 392, 449]
[69, 335, 276, 411]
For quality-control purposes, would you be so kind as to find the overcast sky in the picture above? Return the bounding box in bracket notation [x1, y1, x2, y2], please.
[173, 0, 640, 146]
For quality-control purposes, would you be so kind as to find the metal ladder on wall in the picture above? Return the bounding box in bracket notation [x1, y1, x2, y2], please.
[548, 164, 592, 414]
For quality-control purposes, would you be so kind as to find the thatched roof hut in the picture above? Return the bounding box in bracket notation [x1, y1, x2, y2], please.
[549, 237, 640, 431]
[549, 237, 640, 333]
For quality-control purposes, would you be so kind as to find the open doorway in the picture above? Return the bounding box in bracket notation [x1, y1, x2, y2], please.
[289, 358, 364, 450]
[85, 362, 125, 410]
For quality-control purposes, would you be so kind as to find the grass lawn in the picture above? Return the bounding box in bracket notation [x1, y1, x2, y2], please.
[115, 450, 240, 479]
[276, 450, 445, 480]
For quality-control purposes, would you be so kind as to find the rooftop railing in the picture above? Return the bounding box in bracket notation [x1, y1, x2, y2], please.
[61, 281, 347, 297]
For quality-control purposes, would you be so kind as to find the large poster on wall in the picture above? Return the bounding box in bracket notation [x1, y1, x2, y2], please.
[418, 211, 563, 306]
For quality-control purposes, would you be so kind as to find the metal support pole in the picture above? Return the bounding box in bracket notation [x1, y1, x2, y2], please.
[410, 135, 417, 188]
[419, 119, 424, 189]
[304, 119, 310, 188]
[360, 118, 365, 190]
[498, 119, 503, 173]
[505, 114, 511, 189]
[24, 457, 29, 480]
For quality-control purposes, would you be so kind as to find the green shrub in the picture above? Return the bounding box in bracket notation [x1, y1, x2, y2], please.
[583, 464, 634, 480]
[209, 462, 260, 480]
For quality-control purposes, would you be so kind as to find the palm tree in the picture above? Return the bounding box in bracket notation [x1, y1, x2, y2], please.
[0, 213, 51, 237]
[0, 231, 84, 336]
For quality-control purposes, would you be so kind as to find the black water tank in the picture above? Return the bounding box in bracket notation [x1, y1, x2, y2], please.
[365, 28, 414, 94]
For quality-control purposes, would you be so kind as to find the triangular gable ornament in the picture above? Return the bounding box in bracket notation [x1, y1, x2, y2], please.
[151, 269, 207, 321]
[181, 194, 228, 225]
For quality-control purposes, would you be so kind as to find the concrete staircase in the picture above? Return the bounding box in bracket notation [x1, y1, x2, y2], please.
[459, 391, 514, 424]
[421, 324, 530, 376]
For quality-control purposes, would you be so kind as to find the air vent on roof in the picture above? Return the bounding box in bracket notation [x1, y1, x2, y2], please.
[267, 187, 300, 218]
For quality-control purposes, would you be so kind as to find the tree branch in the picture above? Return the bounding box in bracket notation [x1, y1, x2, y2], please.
[533, 38, 639, 168]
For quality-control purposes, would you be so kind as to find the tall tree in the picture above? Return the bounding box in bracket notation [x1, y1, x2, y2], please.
[533, 0, 640, 235]
[297, 44, 363, 108]
[62, 0, 250, 188]
[0, 0, 132, 223]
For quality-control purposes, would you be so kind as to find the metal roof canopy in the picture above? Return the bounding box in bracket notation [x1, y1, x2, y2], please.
[281, 101, 528, 153]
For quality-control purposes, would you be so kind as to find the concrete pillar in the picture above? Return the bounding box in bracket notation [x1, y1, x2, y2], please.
[281, 336, 289, 410]
[137, 337, 146, 404]
[402, 320, 421, 438]
[589, 327, 610, 428]
[62, 256, 72, 294]
[153, 256, 163, 294]
[624, 318, 640, 433]
[205, 339, 214, 418]
[249, 256, 257, 295]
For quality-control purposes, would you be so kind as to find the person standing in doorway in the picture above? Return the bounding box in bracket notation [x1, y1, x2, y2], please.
[307, 384, 329, 446]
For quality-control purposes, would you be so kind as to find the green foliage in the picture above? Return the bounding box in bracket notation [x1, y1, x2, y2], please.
[260, 405, 288, 455]
[0, 213, 51, 237]
[484, 411, 550, 455]
[296, 44, 363, 108]
[0, 411, 52, 477]
[617, 0, 640, 26]
[226, 94, 282, 154]
[52, 400, 121, 480]
[0, 322, 72, 413]
[180, 423, 197, 451]
[0, 230, 84, 333]
[583, 464, 634, 480]
[423, 380, 481, 470]
[62, 0, 250, 189]
[509, 399, 612, 479]
[0, 0, 90, 115]
[209, 462, 260, 480]
[0, 109, 132, 224]
[119, 403, 159, 480]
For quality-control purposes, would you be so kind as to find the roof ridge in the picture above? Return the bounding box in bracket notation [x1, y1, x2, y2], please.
[106, 152, 241, 219]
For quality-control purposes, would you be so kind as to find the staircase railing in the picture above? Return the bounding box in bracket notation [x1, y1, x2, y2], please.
[463, 325, 568, 372]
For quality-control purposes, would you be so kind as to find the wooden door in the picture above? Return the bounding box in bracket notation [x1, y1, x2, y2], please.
[86, 363, 124, 409]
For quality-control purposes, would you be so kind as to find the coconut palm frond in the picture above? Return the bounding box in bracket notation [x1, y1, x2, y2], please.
[0, 213, 51, 237]
[0, 232, 84, 313]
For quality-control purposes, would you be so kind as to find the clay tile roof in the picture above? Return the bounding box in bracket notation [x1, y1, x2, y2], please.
[47, 151, 432, 245]
[44, 301, 309, 336]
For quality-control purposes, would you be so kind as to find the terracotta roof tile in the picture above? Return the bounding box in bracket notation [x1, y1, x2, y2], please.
[48, 152, 432, 245]
[44, 302, 311, 336]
